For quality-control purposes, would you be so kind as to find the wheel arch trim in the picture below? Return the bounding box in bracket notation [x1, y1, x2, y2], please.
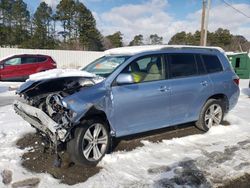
[77, 106, 116, 137]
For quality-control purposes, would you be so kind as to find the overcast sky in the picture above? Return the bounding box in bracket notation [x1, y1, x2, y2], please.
[24, 0, 250, 43]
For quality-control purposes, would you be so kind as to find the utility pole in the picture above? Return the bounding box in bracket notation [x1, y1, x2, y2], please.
[204, 0, 211, 46]
[200, 0, 206, 46]
[200, 0, 211, 46]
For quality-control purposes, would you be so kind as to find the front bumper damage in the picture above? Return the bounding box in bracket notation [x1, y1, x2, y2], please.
[13, 100, 68, 144]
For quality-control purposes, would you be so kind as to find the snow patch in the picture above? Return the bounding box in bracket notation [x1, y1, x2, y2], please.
[0, 85, 8, 93]
[225, 52, 248, 56]
[105, 45, 224, 55]
[0, 82, 22, 96]
[0, 106, 62, 187]
[28, 68, 96, 81]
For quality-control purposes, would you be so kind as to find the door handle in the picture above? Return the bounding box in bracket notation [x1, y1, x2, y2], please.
[158, 86, 171, 92]
[201, 81, 208, 86]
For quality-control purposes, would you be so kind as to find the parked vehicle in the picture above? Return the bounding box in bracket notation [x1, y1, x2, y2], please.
[14, 45, 240, 166]
[0, 54, 56, 81]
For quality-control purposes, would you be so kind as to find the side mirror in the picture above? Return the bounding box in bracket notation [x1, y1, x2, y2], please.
[0, 64, 4, 70]
[116, 73, 134, 85]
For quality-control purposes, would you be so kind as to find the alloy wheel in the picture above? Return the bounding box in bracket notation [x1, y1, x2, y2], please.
[204, 104, 223, 128]
[82, 123, 108, 161]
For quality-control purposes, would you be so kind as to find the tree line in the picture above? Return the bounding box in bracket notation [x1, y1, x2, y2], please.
[168, 28, 250, 52]
[0, 0, 249, 52]
[0, 0, 103, 50]
[108, 29, 250, 52]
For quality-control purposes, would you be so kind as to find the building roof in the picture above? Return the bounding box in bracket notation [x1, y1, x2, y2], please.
[104, 45, 225, 55]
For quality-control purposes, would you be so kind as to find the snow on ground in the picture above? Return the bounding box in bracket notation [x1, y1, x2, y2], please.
[0, 106, 62, 187]
[0, 85, 7, 94]
[0, 82, 22, 97]
[0, 80, 250, 187]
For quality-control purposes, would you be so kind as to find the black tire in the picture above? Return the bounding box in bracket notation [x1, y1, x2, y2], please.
[67, 118, 111, 166]
[195, 99, 225, 132]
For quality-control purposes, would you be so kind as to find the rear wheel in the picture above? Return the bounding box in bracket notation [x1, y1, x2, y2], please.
[67, 118, 110, 166]
[195, 99, 225, 131]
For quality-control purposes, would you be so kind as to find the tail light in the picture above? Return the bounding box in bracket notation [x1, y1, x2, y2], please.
[52, 61, 57, 67]
[233, 78, 239, 86]
[50, 57, 57, 67]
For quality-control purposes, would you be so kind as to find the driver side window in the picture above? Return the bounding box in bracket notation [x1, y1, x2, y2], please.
[121, 55, 165, 83]
[4, 57, 21, 66]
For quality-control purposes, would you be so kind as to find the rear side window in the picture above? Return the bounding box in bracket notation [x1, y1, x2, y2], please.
[37, 57, 47, 62]
[195, 55, 206, 75]
[202, 55, 223, 73]
[167, 54, 198, 78]
[21, 57, 37, 64]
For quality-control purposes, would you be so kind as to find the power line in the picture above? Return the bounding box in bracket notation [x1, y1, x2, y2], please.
[221, 0, 250, 19]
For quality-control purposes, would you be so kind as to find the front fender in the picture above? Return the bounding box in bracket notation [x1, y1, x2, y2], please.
[63, 83, 108, 123]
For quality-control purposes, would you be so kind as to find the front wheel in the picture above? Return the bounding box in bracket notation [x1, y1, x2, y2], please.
[195, 99, 225, 131]
[67, 118, 110, 166]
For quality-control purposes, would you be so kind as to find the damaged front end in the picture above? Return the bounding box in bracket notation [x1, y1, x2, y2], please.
[14, 93, 72, 144]
[14, 75, 104, 145]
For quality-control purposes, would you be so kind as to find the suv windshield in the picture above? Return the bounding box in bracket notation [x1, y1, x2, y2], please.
[82, 56, 130, 78]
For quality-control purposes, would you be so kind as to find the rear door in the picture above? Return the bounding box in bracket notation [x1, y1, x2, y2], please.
[201, 54, 229, 96]
[166, 53, 213, 125]
[111, 54, 171, 136]
[36, 56, 51, 71]
[20, 56, 39, 77]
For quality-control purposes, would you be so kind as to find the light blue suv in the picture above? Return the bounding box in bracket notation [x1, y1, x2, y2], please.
[14, 45, 240, 165]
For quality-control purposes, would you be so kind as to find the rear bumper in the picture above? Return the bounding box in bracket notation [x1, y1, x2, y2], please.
[14, 100, 67, 143]
[228, 87, 240, 111]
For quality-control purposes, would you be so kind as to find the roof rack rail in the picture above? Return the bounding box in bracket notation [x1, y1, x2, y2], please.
[105, 45, 224, 55]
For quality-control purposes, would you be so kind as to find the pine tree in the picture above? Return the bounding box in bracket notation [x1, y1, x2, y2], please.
[0, 0, 30, 47]
[168, 31, 186, 45]
[0, 0, 14, 26]
[75, 1, 103, 51]
[106, 32, 123, 48]
[129, 34, 144, 46]
[149, 34, 163, 45]
[0, 0, 15, 46]
[11, 0, 30, 47]
[56, 0, 76, 42]
[29, 2, 57, 49]
[213, 28, 232, 46]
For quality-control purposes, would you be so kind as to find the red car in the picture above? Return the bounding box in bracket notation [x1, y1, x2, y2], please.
[0, 54, 57, 81]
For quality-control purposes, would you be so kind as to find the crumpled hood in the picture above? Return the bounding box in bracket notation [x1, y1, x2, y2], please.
[17, 69, 105, 98]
